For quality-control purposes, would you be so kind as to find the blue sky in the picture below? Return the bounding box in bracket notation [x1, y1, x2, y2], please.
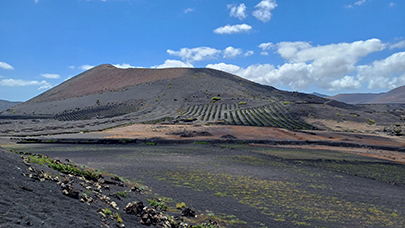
[1, 0, 405, 101]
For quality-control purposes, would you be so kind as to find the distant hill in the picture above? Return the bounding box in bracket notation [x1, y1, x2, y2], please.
[328, 85, 405, 104]
[0, 99, 21, 111]
[327, 93, 382, 104]
[311, 92, 329, 98]
[1, 64, 403, 130]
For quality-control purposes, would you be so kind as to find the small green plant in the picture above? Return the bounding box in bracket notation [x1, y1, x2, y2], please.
[155, 99, 159, 102]
[86, 189, 92, 194]
[168, 86, 172, 89]
[104, 208, 112, 215]
[148, 198, 168, 211]
[336, 113, 343, 116]
[238, 101, 247, 105]
[146, 142, 157, 146]
[193, 141, 209, 145]
[45, 139, 55, 143]
[211, 97, 221, 101]
[116, 191, 127, 198]
[81, 129, 91, 133]
[393, 129, 402, 135]
[114, 212, 123, 223]
[367, 118, 376, 125]
[176, 202, 187, 209]
[283, 101, 290, 105]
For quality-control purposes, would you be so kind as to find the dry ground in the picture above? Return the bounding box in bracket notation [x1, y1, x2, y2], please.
[99, 124, 405, 163]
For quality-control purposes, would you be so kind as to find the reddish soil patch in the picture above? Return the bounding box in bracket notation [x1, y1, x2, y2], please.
[100, 124, 405, 164]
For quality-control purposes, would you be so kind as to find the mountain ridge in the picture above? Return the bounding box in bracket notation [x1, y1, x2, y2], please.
[328, 85, 405, 104]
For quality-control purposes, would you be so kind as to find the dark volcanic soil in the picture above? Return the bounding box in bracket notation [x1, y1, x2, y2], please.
[4, 143, 405, 227]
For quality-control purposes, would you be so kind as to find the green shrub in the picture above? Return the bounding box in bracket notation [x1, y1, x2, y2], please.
[211, 97, 221, 101]
[147, 198, 168, 211]
[146, 142, 157, 145]
[114, 213, 123, 223]
[283, 101, 290, 105]
[176, 202, 187, 209]
[367, 118, 376, 125]
[117, 191, 127, 198]
[104, 208, 112, 215]
[238, 102, 247, 105]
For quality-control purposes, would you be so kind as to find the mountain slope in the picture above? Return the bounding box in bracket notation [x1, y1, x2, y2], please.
[0, 99, 22, 111]
[368, 85, 405, 103]
[1, 64, 403, 131]
[328, 85, 405, 104]
[327, 93, 382, 104]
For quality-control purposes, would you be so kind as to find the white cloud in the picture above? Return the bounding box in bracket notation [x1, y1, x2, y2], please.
[0, 61, 14, 70]
[329, 76, 362, 91]
[260, 52, 269, 56]
[113, 63, 137, 69]
[275, 39, 386, 80]
[258, 42, 274, 51]
[213, 24, 252, 34]
[253, 0, 277, 22]
[345, 0, 367, 8]
[167, 47, 221, 62]
[184, 8, 194, 13]
[34, 0, 39, 3]
[41, 73, 60, 79]
[205, 39, 405, 92]
[79, 65, 95, 70]
[68, 66, 75, 69]
[228, 4, 247, 20]
[0, 79, 52, 90]
[355, 0, 366, 6]
[390, 2, 395, 7]
[223, 46, 243, 58]
[244, 50, 254, 56]
[390, 40, 405, 49]
[357, 51, 405, 89]
[152, 60, 194, 69]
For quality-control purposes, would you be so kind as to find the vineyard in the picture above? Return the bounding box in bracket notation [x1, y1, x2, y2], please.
[54, 104, 140, 121]
[181, 102, 315, 130]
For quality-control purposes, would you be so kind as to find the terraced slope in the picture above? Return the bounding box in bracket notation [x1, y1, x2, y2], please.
[180, 102, 315, 130]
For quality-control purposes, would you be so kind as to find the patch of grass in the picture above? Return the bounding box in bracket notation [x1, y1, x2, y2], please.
[238, 101, 247, 105]
[176, 202, 187, 209]
[367, 118, 376, 125]
[114, 212, 123, 223]
[28, 154, 100, 181]
[211, 97, 221, 101]
[116, 191, 127, 198]
[104, 208, 112, 215]
[193, 141, 209, 145]
[148, 198, 168, 211]
[152, 169, 404, 227]
[283, 101, 290, 105]
[146, 142, 157, 146]
[81, 129, 91, 133]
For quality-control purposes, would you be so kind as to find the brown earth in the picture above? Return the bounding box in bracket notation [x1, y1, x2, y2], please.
[99, 124, 405, 163]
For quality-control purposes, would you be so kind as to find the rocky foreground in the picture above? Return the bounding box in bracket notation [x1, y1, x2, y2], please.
[0, 148, 218, 228]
